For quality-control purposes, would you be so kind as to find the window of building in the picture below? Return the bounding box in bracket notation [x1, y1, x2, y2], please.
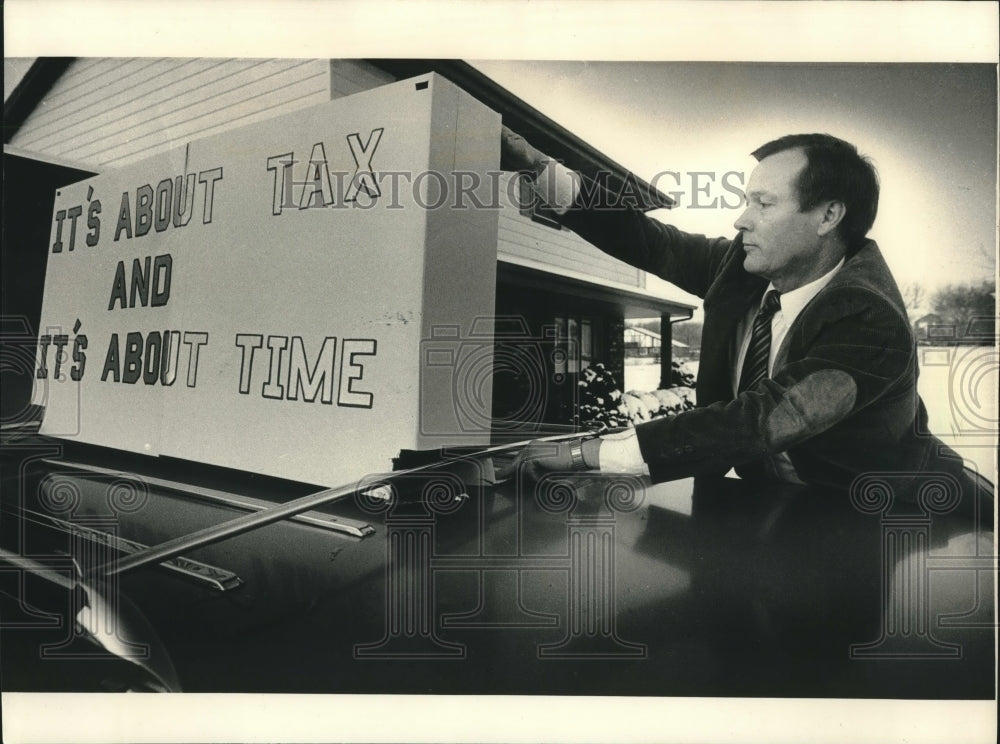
[554, 314, 594, 374]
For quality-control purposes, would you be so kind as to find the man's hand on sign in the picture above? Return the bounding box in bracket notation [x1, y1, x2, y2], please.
[500, 125, 550, 177]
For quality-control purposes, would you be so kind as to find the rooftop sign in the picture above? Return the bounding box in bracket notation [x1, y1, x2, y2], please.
[34, 74, 501, 484]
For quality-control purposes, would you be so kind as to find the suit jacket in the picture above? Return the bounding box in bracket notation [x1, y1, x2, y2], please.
[559, 205, 972, 495]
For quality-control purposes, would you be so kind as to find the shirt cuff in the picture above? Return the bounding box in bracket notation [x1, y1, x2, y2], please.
[597, 429, 647, 474]
[532, 160, 580, 215]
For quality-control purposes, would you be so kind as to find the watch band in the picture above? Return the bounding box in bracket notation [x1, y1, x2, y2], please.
[568, 439, 587, 471]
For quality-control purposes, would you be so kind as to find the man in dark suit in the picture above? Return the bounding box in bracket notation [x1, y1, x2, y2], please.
[501, 128, 990, 509]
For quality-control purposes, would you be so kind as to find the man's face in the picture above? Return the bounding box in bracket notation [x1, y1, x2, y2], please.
[734, 148, 829, 291]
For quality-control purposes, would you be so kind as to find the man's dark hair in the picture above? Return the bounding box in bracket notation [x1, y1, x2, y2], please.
[752, 133, 880, 247]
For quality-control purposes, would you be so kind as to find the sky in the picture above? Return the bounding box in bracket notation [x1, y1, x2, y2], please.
[472, 61, 998, 310]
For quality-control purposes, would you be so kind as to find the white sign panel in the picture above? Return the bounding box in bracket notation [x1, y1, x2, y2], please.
[34, 74, 501, 484]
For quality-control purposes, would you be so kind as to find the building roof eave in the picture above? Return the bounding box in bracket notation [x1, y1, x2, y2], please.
[4, 58, 74, 145]
[498, 260, 695, 319]
[7, 57, 675, 213]
[367, 59, 675, 212]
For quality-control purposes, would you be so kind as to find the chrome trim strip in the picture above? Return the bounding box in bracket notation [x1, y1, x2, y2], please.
[17, 509, 244, 592]
[41, 459, 375, 539]
[0, 548, 76, 590]
[98, 432, 590, 578]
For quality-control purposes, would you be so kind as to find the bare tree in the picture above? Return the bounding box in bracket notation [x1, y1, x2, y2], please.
[901, 282, 927, 315]
[930, 280, 996, 343]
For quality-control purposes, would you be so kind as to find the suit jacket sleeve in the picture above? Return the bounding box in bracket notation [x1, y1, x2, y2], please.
[631, 285, 916, 482]
[559, 203, 732, 300]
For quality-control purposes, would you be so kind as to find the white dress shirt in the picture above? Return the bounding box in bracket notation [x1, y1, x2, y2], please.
[733, 259, 846, 394]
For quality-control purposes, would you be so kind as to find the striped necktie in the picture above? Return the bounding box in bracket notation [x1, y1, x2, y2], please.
[738, 290, 782, 394]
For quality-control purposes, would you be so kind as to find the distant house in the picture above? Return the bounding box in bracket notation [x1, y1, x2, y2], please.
[623, 326, 688, 359]
[912, 312, 998, 345]
[913, 313, 956, 345]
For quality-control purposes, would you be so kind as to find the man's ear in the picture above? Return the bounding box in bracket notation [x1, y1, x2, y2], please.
[816, 200, 847, 237]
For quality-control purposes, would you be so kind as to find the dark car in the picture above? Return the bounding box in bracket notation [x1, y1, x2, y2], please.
[2, 423, 994, 699]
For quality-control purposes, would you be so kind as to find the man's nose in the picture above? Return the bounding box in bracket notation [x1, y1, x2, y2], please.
[734, 208, 751, 232]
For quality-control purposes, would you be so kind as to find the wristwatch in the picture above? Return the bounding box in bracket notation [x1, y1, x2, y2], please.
[568, 439, 587, 471]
